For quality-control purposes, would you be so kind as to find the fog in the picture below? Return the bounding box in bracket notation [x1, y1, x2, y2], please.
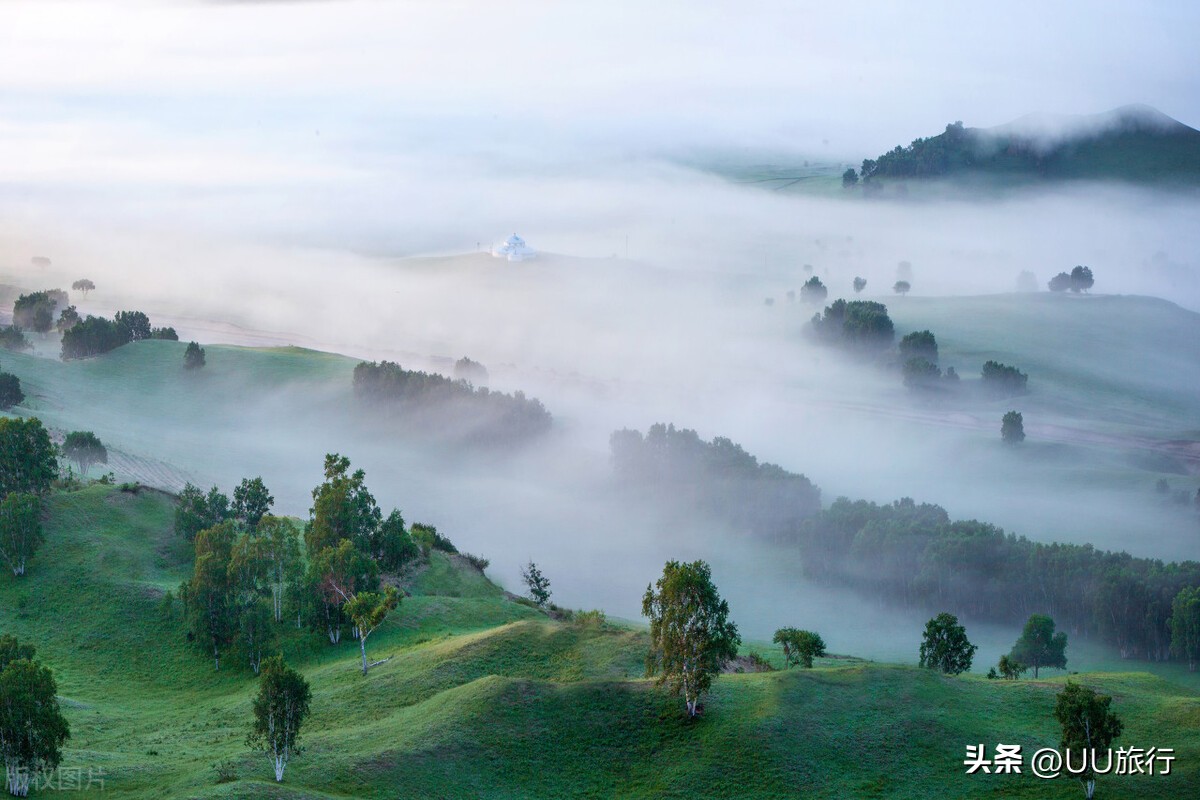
[1, 0, 1198, 665]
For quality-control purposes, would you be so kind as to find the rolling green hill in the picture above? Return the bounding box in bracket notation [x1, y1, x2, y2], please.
[1, 485, 1197, 798]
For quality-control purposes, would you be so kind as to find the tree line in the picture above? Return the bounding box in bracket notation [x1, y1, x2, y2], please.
[61, 310, 177, 360]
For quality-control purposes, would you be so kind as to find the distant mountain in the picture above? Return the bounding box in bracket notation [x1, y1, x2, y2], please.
[859, 105, 1200, 185]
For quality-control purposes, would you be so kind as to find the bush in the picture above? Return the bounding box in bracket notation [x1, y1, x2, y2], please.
[461, 552, 490, 571]
[184, 342, 206, 370]
[574, 609, 607, 628]
[0, 373, 24, 410]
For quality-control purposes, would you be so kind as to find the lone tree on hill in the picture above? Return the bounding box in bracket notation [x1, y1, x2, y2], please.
[1070, 265, 1094, 293]
[773, 627, 826, 668]
[0, 374, 23, 411]
[0, 638, 70, 796]
[0, 493, 43, 577]
[71, 279, 95, 298]
[1009, 613, 1068, 678]
[1170, 586, 1200, 672]
[1001, 411, 1025, 444]
[62, 431, 108, 476]
[184, 341, 206, 370]
[248, 655, 311, 783]
[893, 280, 911, 296]
[852, 276, 867, 294]
[642, 559, 741, 718]
[343, 587, 400, 675]
[521, 561, 552, 607]
[918, 612, 977, 675]
[800, 275, 828, 304]
[1054, 682, 1122, 800]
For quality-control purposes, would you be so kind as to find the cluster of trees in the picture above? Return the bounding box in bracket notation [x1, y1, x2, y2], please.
[12, 290, 68, 335]
[184, 341, 206, 370]
[0, 369, 23, 411]
[60, 310, 177, 360]
[810, 299, 895, 349]
[981, 360, 1029, 395]
[800, 276, 827, 304]
[452, 356, 488, 385]
[0, 328, 30, 353]
[0, 636, 71, 796]
[352, 361, 552, 445]
[899, 330, 960, 389]
[610, 424, 821, 542]
[789, 497, 1200, 663]
[860, 121, 975, 182]
[62, 431, 108, 476]
[0, 418, 58, 578]
[1049, 266, 1095, 293]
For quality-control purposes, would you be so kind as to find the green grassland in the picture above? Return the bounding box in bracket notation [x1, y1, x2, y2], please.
[2, 485, 1197, 798]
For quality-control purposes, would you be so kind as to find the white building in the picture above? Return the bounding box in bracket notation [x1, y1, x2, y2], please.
[491, 233, 537, 261]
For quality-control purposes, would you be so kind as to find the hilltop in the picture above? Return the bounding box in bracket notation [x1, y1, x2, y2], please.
[857, 105, 1200, 187]
[0, 485, 1196, 797]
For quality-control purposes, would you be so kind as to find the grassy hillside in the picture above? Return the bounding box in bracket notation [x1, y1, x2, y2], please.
[0, 485, 1196, 798]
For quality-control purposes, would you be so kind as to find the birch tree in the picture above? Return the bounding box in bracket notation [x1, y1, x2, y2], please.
[187, 522, 238, 670]
[0, 643, 69, 797]
[257, 516, 301, 623]
[642, 560, 740, 718]
[342, 588, 400, 675]
[1054, 681, 1122, 800]
[248, 656, 311, 783]
[0, 494, 42, 577]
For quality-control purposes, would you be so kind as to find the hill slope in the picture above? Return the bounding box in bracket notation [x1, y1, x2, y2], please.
[0, 485, 1196, 797]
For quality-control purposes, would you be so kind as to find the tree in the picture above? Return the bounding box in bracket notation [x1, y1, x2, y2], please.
[893, 281, 911, 296]
[306, 539, 378, 645]
[372, 509, 418, 571]
[12, 292, 61, 335]
[0, 652, 70, 796]
[343, 588, 400, 675]
[773, 627, 825, 668]
[521, 561, 551, 607]
[1001, 411, 1025, 444]
[852, 276, 867, 294]
[902, 357, 941, 389]
[918, 612, 977, 675]
[187, 521, 239, 670]
[62, 431, 107, 476]
[229, 532, 271, 673]
[1049, 272, 1073, 292]
[0, 494, 43, 577]
[256, 516, 302, 623]
[0, 375, 23, 411]
[0, 418, 57, 497]
[981, 361, 1028, 395]
[113, 311, 151, 341]
[642, 560, 741, 717]
[0, 328, 30, 353]
[1070, 265, 1094, 293]
[184, 341, 206, 370]
[71, 279, 95, 298]
[1009, 613, 1068, 678]
[1054, 682, 1122, 800]
[899, 330, 937, 364]
[248, 655, 311, 783]
[997, 654, 1027, 680]
[60, 316, 133, 360]
[1170, 586, 1200, 671]
[842, 167, 858, 187]
[800, 276, 828, 304]
[307, 454, 382, 555]
[233, 477, 274, 530]
[55, 305, 80, 333]
[174, 483, 232, 541]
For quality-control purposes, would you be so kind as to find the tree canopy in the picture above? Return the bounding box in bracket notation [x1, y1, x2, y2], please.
[1009, 614, 1068, 678]
[800, 276, 828, 304]
[918, 612, 977, 675]
[773, 628, 826, 668]
[63, 431, 108, 476]
[1054, 682, 1122, 800]
[0, 637, 70, 796]
[1001, 411, 1025, 444]
[0, 418, 58, 497]
[248, 655, 311, 783]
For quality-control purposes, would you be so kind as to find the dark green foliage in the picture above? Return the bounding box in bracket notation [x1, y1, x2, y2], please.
[841, 168, 858, 187]
[113, 310, 152, 341]
[0, 636, 36, 670]
[1001, 411, 1025, 443]
[304, 539, 379, 645]
[893, 280, 911, 296]
[184, 341, 206, 369]
[0, 327, 31, 352]
[918, 612, 977, 674]
[61, 315, 130, 359]
[800, 276, 827, 304]
[186, 521, 239, 669]
[248, 655, 312, 783]
[410, 522, 457, 554]
[981, 360, 1028, 395]
[175, 483, 233, 541]
[353, 360, 551, 445]
[1049, 272, 1073, 292]
[453, 357, 489, 385]
[852, 276, 866, 293]
[55, 305, 80, 333]
[643, 560, 741, 717]
[521, 561, 551, 607]
[1070, 265, 1095, 293]
[1170, 586, 1200, 671]
[151, 326, 179, 341]
[0, 417, 58, 497]
[791, 497, 1200, 662]
[62, 431, 107, 476]
[0, 647, 70, 795]
[13, 290, 65, 334]
[0, 493, 43, 577]
[861, 121, 972, 182]
[0, 373, 23, 410]
[1010, 614, 1068, 678]
[997, 654, 1027, 679]
[899, 330, 937, 364]
[372, 510, 418, 571]
[811, 299, 895, 349]
[902, 357, 941, 389]
[1054, 682, 1123, 798]
[306, 454, 381, 555]
[610, 424, 820, 542]
[70, 278, 94, 297]
[232, 477, 274, 530]
[773, 627, 826, 668]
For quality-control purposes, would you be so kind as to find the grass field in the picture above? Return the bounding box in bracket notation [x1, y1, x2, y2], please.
[0, 485, 1195, 798]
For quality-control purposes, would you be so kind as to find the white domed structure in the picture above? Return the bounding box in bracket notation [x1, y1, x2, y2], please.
[492, 233, 537, 262]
